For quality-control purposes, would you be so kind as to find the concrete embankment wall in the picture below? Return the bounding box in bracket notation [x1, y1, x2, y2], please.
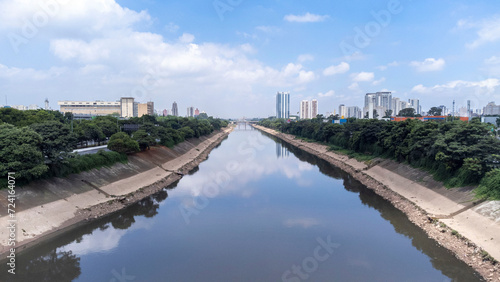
[0, 128, 232, 256]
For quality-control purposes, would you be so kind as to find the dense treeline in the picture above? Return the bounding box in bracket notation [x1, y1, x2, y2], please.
[0, 108, 228, 186]
[259, 117, 500, 199]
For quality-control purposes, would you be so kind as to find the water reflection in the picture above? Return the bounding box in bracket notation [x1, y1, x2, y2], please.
[14, 249, 81, 282]
[0, 189, 170, 281]
[276, 142, 290, 158]
[0, 131, 484, 281]
[271, 134, 484, 281]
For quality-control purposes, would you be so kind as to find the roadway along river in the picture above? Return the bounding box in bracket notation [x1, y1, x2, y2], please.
[0, 128, 483, 281]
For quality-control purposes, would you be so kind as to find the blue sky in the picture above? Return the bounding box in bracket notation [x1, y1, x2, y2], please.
[1, 0, 500, 118]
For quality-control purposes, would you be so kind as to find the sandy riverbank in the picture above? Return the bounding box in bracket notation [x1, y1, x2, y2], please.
[254, 125, 500, 281]
[0, 127, 233, 258]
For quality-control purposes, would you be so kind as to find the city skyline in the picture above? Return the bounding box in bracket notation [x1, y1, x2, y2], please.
[1, 1, 500, 118]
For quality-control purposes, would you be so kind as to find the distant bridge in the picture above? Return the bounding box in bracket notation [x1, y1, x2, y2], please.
[232, 118, 258, 130]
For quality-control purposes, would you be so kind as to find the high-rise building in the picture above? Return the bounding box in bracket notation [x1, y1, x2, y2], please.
[138, 103, 148, 117]
[137, 102, 154, 117]
[44, 98, 49, 110]
[311, 99, 318, 118]
[121, 97, 135, 118]
[347, 106, 361, 119]
[408, 99, 420, 115]
[133, 102, 139, 117]
[163, 109, 168, 116]
[300, 100, 310, 119]
[195, 108, 200, 116]
[187, 106, 194, 117]
[392, 97, 401, 116]
[147, 102, 154, 116]
[172, 102, 178, 117]
[459, 106, 468, 117]
[28, 104, 39, 110]
[439, 105, 447, 116]
[483, 102, 500, 115]
[276, 92, 290, 119]
[339, 104, 347, 118]
[364, 92, 392, 118]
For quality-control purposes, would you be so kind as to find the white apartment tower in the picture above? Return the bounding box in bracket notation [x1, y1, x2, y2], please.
[300, 100, 310, 119]
[339, 104, 347, 118]
[120, 97, 135, 118]
[311, 99, 318, 118]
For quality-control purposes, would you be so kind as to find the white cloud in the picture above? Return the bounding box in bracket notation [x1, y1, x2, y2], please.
[323, 62, 349, 76]
[348, 82, 359, 91]
[372, 77, 386, 85]
[482, 56, 500, 76]
[351, 72, 374, 82]
[165, 22, 179, 33]
[255, 25, 280, 33]
[298, 54, 314, 63]
[410, 58, 445, 72]
[411, 79, 500, 95]
[318, 90, 335, 97]
[458, 16, 500, 49]
[485, 56, 500, 65]
[284, 13, 329, 23]
[377, 61, 399, 71]
[0, 0, 321, 117]
[178, 33, 195, 43]
[0, 0, 150, 37]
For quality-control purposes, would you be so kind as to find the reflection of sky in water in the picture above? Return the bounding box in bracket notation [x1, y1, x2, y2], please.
[57, 218, 154, 256]
[169, 134, 315, 200]
[9, 130, 480, 282]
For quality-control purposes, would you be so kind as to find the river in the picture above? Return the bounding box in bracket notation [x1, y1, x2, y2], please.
[0, 128, 483, 281]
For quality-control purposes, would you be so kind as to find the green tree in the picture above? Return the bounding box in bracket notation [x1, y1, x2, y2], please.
[94, 116, 119, 138]
[107, 132, 139, 154]
[179, 126, 195, 139]
[496, 117, 500, 127]
[428, 107, 443, 116]
[383, 110, 393, 118]
[196, 113, 209, 119]
[363, 110, 379, 119]
[78, 121, 106, 145]
[132, 130, 156, 151]
[0, 108, 26, 126]
[0, 124, 48, 182]
[398, 108, 416, 117]
[30, 121, 77, 166]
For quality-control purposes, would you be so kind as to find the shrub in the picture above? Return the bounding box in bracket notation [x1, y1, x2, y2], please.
[108, 132, 140, 154]
[475, 169, 500, 200]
